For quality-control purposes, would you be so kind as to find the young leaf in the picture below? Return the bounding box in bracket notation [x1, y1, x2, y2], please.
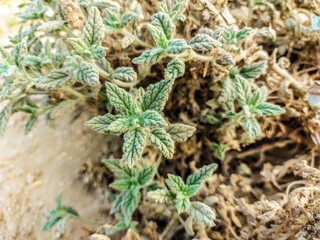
[165, 39, 190, 54]
[251, 102, 285, 116]
[120, 12, 137, 28]
[219, 76, 236, 104]
[96, 58, 113, 75]
[25, 114, 38, 134]
[106, 117, 133, 135]
[189, 34, 222, 51]
[239, 61, 267, 79]
[176, 198, 189, 213]
[250, 86, 267, 106]
[109, 179, 134, 191]
[137, 164, 156, 185]
[90, 46, 107, 59]
[102, 159, 134, 179]
[132, 49, 164, 65]
[0, 102, 12, 136]
[122, 35, 134, 49]
[123, 127, 147, 167]
[36, 68, 75, 90]
[86, 113, 123, 133]
[140, 110, 167, 127]
[75, 61, 100, 86]
[188, 201, 215, 226]
[0, 46, 15, 65]
[236, 27, 252, 41]
[149, 24, 167, 47]
[164, 59, 185, 80]
[148, 189, 176, 203]
[151, 12, 175, 40]
[105, 82, 135, 116]
[111, 191, 126, 214]
[165, 124, 196, 142]
[141, 79, 173, 112]
[122, 188, 140, 221]
[82, 7, 104, 46]
[235, 75, 252, 106]
[211, 143, 227, 161]
[148, 128, 174, 159]
[12, 36, 28, 67]
[112, 67, 137, 83]
[186, 164, 217, 187]
[241, 117, 261, 138]
[165, 174, 185, 192]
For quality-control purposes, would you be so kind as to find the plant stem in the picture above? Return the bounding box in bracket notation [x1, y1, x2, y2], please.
[188, 50, 215, 62]
[74, 215, 104, 226]
[61, 86, 88, 100]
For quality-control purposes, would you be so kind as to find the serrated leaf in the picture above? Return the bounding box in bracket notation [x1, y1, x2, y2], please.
[12, 36, 28, 67]
[0, 102, 12, 136]
[250, 86, 268, 107]
[111, 191, 126, 214]
[38, 20, 66, 32]
[86, 113, 123, 133]
[25, 114, 37, 134]
[105, 82, 134, 116]
[112, 67, 137, 83]
[151, 12, 175, 40]
[251, 102, 285, 116]
[164, 59, 185, 80]
[106, 117, 133, 135]
[75, 61, 100, 86]
[24, 55, 43, 67]
[188, 201, 215, 226]
[132, 49, 164, 65]
[241, 117, 261, 138]
[109, 179, 134, 191]
[122, 35, 134, 49]
[176, 198, 189, 213]
[137, 164, 156, 185]
[165, 124, 195, 142]
[149, 128, 174, 159]
[0, 46, 14, 65]
[90, 46, 107, 59]
[148, 189, 176, 203]
[141, 79, 173, 112]
[82, 7, 104, 46]
[165, 39, 190, 54]
[123, 128, 147, 167]
[219, 76, 236, 104]
[166, 174, 185, 192]
[122, 188, 140, 221]
[36, 68, 74, 90]
[149, 24, 167, 47]
[236, 27, 252, 41]
[186, 164, 217, 188]
[189, 34, 222, 51]
[235, 75, 252, 106]
[120, 12, 137, 28]
[103, 159, 135, 179]
[239, 61, 267, 79]
[0, 84, 16, 101]
[41, 213, 61, 231]
[140, 110, 167, 127]
[96, 58, 113, 75]
[67, 38, 88, 55]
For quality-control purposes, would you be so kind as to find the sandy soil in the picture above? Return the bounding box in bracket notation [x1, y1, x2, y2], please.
[0, 112, 112, 240]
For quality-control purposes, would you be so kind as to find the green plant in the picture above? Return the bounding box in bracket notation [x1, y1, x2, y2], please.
[0, 0, 287, 237]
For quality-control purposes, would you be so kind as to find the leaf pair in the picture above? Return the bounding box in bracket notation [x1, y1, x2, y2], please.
[148, 164, 218, 226]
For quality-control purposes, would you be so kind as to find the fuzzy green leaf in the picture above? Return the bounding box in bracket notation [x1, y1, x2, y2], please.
[120, 12, 137, 28]
[122, 188, 140, 221]
[96, 58, 113, 75]
[149, 24, 167, 47]
[250, 86, 268, 107]
[235, 75, 252, 106]
[165, 174, 185, 192]
[189, 34, 222, 51]
[105, 82, 135, 116]
[164, 59, 185, 80]
[241, 117, 261, 138]
[236, 27, 252, 40]
[0, 47, 14, 65]
[38, 20, 66, 32]
[251, 102, 285, 116]
[165, 39, 190, 54]
[86, 113, 123, 133]
[109, 179, 134, 191]
[132, 48, 164, 65]
[140, 110, 167, 127]
[67, 38, 88, 55]
[151, 12, 175, 40]
[165, 124, 196, 142]
[25, 114, 38, 134]
[122, 35, 135, 49]
[148, 189, 176, 203]
[141, 79, 173, 112]
[186, 164, 217, 188]
[0, 102, 12, 136]
[239, 61, 267, 79]
[188, 201, 215, 226]
[148, 128, 174, 159]
[106, 117, 133, 135]
[90, 46, 107, 59]
[137, 164, 156, 185]
[12, 36, 28, 67]
[176, 198, 189, 213]
[82, 7, 104, 46]
[36, 68, 74, 90]
[111, 191, 126, 214]
[123, 128, 147, 167]
[102, 159, 135, 179]
[112, 67, 137, 83]
[75, 61, 100, 86]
